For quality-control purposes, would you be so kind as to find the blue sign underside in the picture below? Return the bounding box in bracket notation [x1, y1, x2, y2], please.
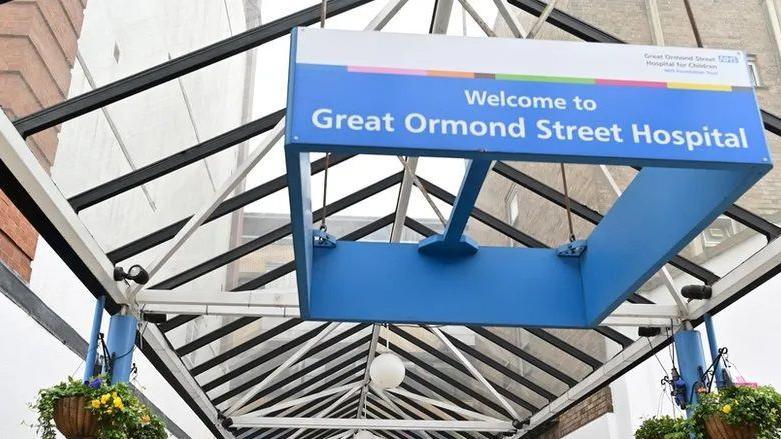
[309, 242, 585, 327]
[286, 31, 772, 327]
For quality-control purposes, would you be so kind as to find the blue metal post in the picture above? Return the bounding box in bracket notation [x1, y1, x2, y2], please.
[419, 159, 491, 256]
[703, 313, 725, 389]
[83, 295, 106, 382]
[106, 310, 138, 384]
[674, 329, 707, 415]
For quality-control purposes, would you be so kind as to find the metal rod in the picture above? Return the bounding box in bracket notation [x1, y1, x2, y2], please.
[559, 163, 576, 242]
[83, 295, 106, 382]
[703, 313, 725, 389]
[396, 156, 447, 225]
[682, 0, 703, 48]
[390, 157, 419, 242]
[357, 325, 382, 418]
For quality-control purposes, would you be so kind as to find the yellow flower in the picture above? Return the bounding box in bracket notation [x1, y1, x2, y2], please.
[141, 414, 151, 425]
[722, 404, 732, 414]
[100, 394, 111, 404]
[90, 399, 101, 409]
[112, 392, 118, 398]
[113, 397, 124, 410]
[106, 409, 113, 415]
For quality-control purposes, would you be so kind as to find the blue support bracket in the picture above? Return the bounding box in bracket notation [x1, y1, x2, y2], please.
[106, 313, 138, 384]
[674, 329, 707, 414]
[419, 159, 491, 256]
[83, 295, 106, 382]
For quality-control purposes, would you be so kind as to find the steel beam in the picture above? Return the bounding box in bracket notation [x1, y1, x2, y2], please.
[432, 327, 519, 420]
[382, 334, 531, 417]
[69, 109, 285, 212]
[492, 0, 526, 37]
[212, 332, 370, 406]
[228, 322, 342, 416]
[386, 388, 506, 423]
[230, 417, 514, 432]
[107, 153, 352, 263]
[126, 121, 284, 301]
[149, 172, 402, 291]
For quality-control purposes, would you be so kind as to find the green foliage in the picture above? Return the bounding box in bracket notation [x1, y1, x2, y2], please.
[635, 415, 688, 439]
[30, 376, 167, 439]
[690, 385, 781, 439]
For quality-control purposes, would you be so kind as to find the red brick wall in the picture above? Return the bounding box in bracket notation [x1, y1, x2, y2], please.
[0, 0, 87, 279]
[532, 387, 614, 439]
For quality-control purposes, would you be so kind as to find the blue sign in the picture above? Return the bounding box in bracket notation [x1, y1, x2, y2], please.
[285, 28, 772, 327]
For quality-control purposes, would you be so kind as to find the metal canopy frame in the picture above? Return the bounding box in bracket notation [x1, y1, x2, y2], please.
[1, 0, 780, 437]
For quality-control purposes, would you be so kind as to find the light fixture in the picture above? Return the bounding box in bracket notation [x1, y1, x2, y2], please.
[369, 352, 405, 389]
[113, 264, 150, 285]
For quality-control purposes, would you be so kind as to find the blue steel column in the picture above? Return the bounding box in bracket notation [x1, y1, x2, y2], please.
[703, 313, 725, 389]
[83, 295, 106, 382]
[106, 308, 138, 384]
[418, 159, 491, 256]
[674, 329, 707, 414]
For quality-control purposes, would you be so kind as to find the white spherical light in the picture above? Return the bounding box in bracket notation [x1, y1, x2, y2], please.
[370, 352, 405, 389]
[354, 431, 375, 439]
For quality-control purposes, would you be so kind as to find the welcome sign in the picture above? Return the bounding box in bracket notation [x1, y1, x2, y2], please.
[286, 28, 769, 168]
[285, 28, 772, 328]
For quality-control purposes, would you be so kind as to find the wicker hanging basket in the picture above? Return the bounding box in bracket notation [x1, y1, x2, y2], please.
[52, 396, 99, 439]
[704, 415, 758, 439]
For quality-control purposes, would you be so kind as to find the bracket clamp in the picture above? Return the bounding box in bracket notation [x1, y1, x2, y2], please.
[556, 239, 587, 257]
[313, 228, 337, 248]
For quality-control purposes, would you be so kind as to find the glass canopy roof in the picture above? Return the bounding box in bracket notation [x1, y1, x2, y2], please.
[3, 1, 781, 438]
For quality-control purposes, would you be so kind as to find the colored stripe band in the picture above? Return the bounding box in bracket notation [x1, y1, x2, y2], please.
[338, 64, 742, 92]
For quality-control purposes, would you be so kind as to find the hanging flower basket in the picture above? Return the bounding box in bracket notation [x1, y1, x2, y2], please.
[30, 376, 167, 439]
[704, 414, 757, 439]
[691, 385, 781, 439]
[52, 396, 98, 439]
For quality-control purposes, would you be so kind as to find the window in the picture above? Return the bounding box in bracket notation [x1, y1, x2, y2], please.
[747, 54, 761, 87]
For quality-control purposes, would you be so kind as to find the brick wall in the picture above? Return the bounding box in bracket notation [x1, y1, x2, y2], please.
[0, 0, 87, 279]
[532, 387, 614, 439]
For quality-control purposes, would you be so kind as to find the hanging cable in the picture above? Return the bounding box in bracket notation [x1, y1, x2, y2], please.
[319, 0, 331, 232]
[560, 163, 576, 242]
